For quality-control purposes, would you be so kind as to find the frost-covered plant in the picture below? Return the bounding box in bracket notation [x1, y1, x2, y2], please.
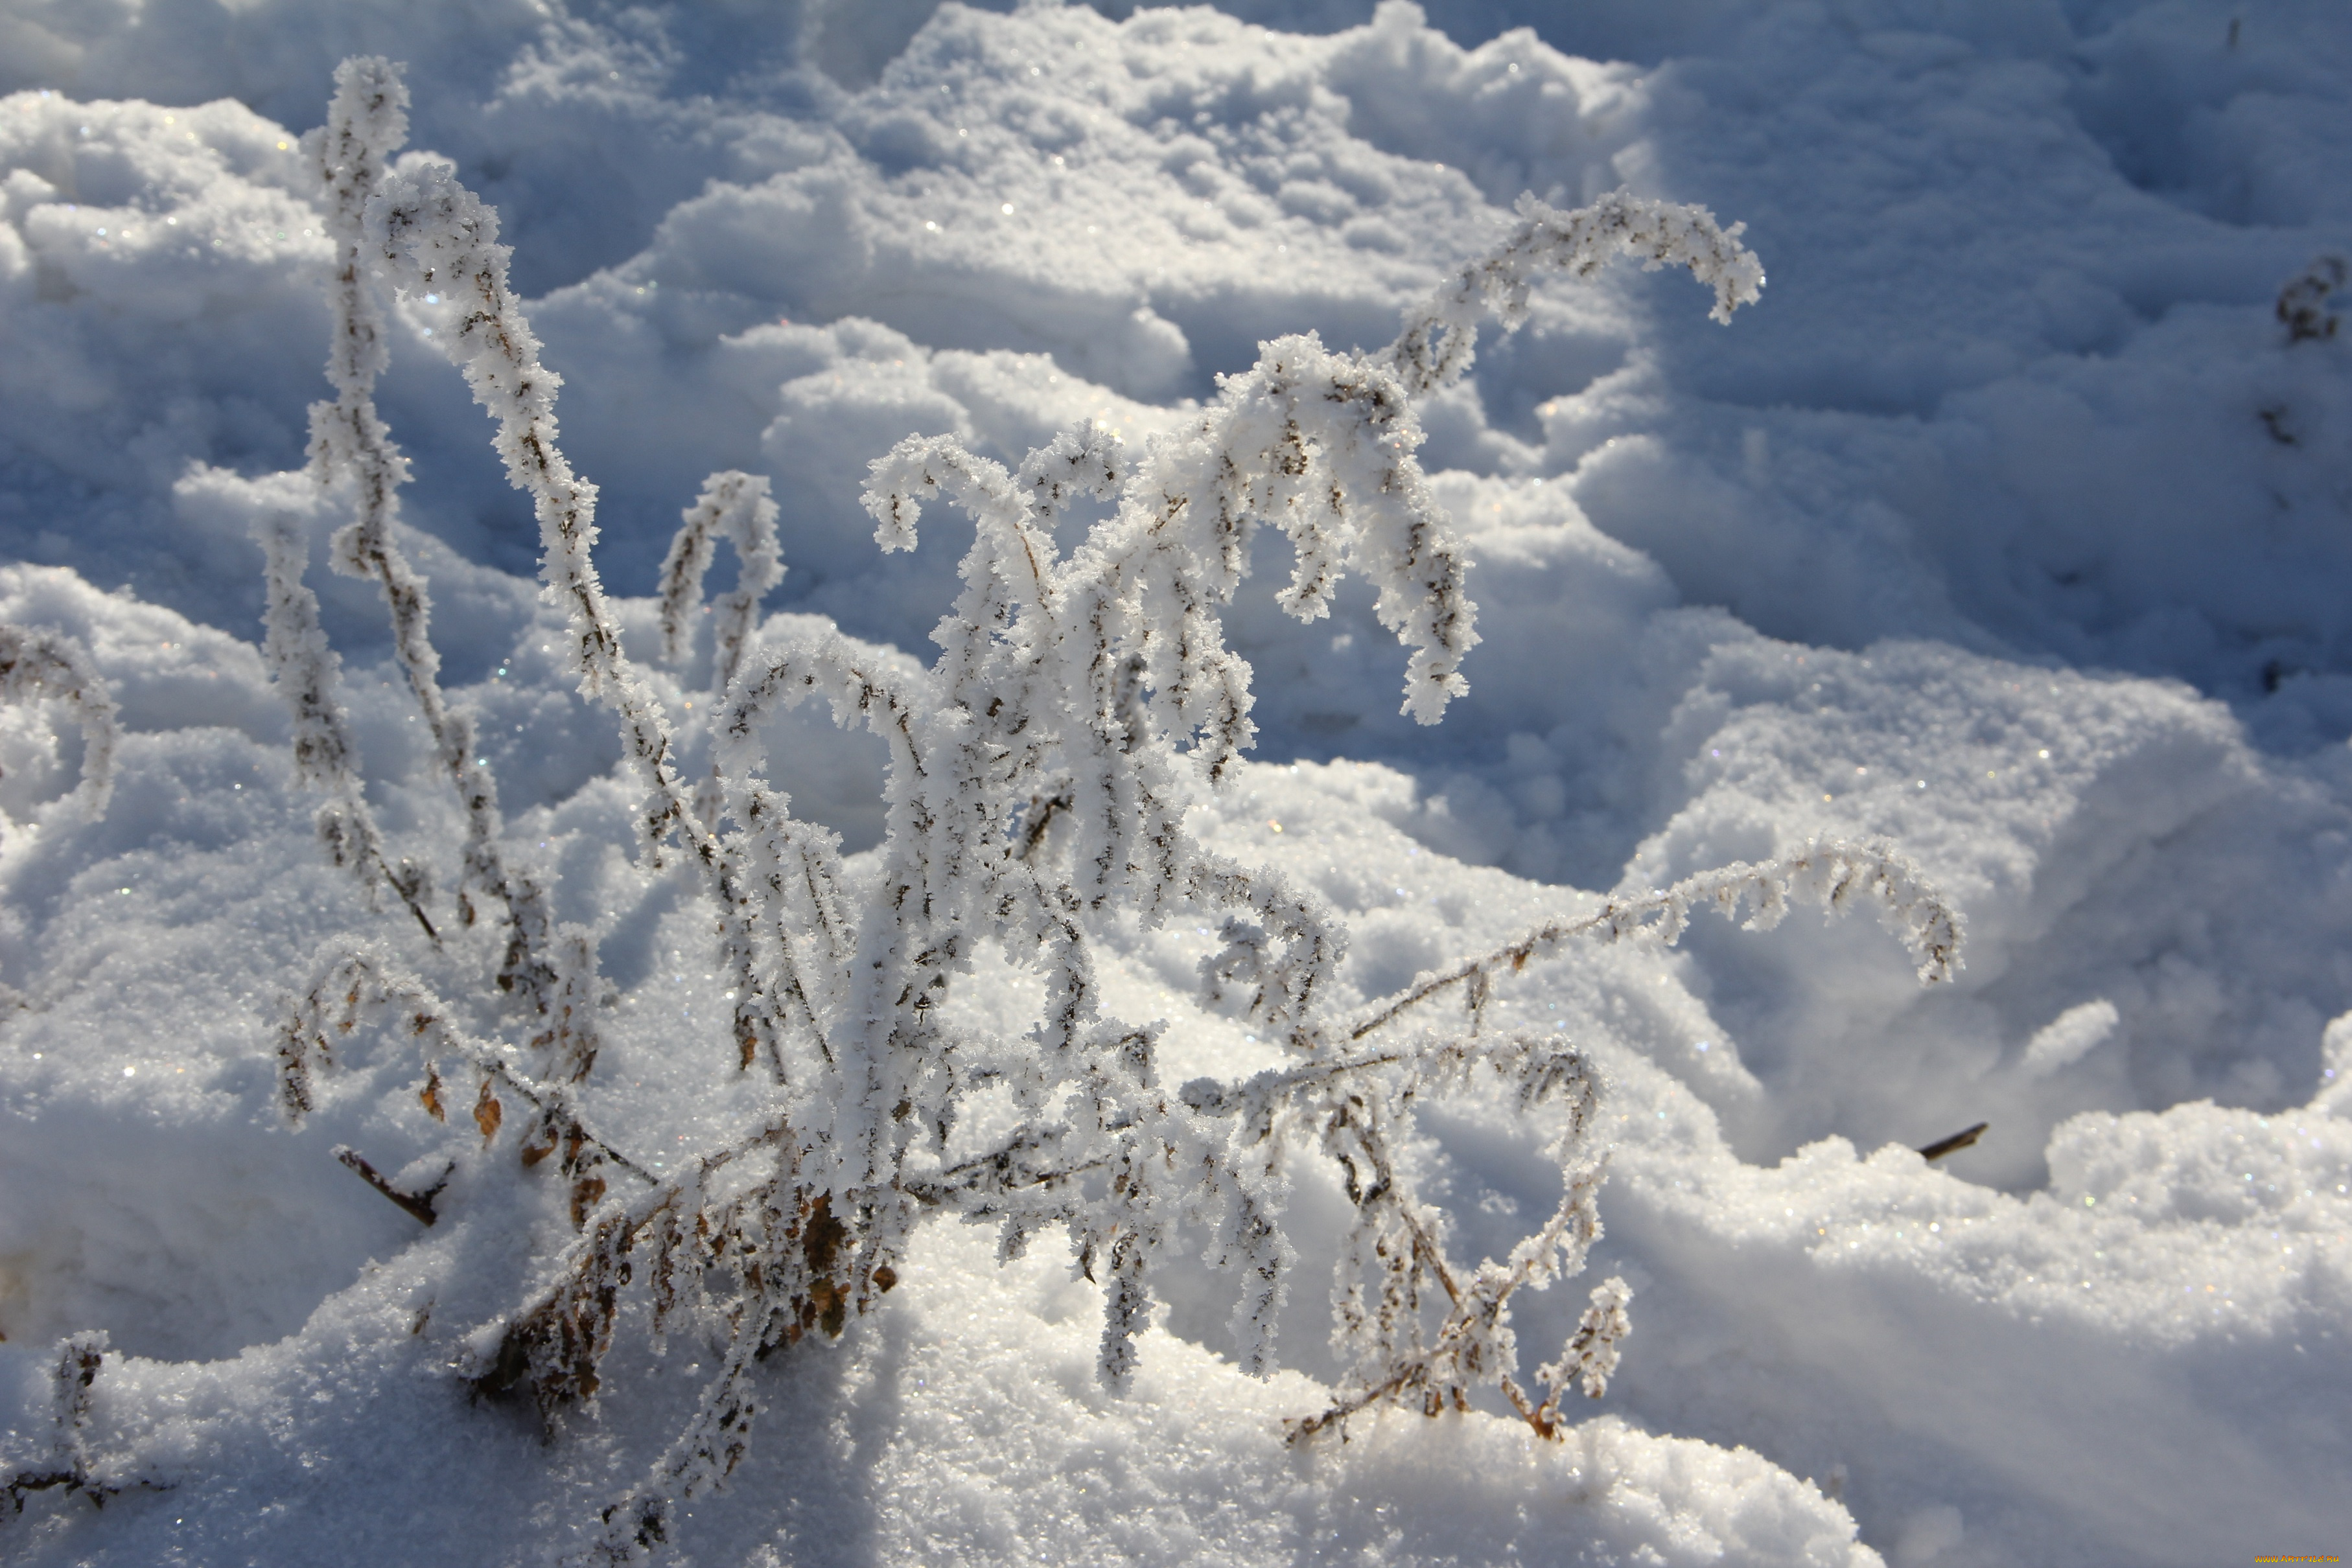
[300, 56, 603, 1077]
[1384, 186, 1765, 397]
[259, 56, 1955, 1565]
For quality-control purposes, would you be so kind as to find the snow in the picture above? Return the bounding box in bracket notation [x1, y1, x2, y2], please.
[1, 1, 2349, 1565]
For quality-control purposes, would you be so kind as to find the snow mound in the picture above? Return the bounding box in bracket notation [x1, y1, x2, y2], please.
[2, 1, 2351, 1565]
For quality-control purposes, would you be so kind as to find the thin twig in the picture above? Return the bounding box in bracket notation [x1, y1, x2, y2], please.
[334, 1145, 447, 1225]
[1917, 1122, 1988, 1162]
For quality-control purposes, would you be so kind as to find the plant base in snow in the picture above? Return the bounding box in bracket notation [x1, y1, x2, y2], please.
[1, 1334, 167, 1519]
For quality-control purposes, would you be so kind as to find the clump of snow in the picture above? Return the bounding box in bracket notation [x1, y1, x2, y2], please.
[2022, 998, 2119, 1079]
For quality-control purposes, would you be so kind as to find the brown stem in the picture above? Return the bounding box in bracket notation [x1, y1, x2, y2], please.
[1917, 1122, 1988, 1162]
[1498, 1374, 1558, 1440]
[334, 1146, 446, 1226]
[1286, 1363, 1425, 1444]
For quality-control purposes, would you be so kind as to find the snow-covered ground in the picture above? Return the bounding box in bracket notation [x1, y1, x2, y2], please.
[2, 2, 2349, 1564]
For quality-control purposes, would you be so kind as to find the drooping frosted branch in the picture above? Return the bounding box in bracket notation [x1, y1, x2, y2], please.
[859, 339, 1474, 1014]
[1543, 1275, 1633, 1404]
[1342, 839, 1963, 1046]
[658, 470, 784, 827]
[1386, 189, 1766, 398]
[658, 470, 784, 692]
[0, 625, 116, 822]
[1290, 1073, 1614, 1445]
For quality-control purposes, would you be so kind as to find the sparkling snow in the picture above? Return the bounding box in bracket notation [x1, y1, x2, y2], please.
[2, 3, 2349, 1565]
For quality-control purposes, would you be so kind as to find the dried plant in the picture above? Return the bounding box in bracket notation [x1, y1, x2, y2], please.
[251, 55, 1955, 1566]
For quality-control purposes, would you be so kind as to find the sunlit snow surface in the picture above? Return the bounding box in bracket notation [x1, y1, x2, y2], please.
[2, 1, 2350, 1564]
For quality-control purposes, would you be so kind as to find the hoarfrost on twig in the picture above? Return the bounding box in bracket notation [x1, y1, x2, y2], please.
[250, 504, 436, 939]
[305, 56, 581, 1051]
